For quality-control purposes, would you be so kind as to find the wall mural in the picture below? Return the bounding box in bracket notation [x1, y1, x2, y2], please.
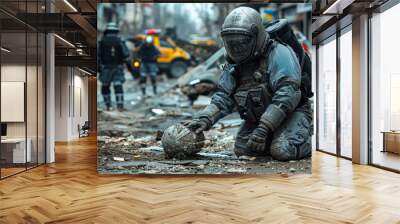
[97, 3, 313, 175]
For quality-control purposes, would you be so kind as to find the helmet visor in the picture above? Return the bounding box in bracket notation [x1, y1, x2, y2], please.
[222, 34, 255, 63]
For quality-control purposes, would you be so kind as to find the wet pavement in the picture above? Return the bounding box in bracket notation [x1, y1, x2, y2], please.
[97, 72, 311, 175]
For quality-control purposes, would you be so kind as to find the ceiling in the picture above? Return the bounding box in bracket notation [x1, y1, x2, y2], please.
[0, 0, 97, 72]
[311, 0, 390, 43]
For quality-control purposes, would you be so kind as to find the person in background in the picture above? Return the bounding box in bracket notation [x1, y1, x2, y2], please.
[135, 36, 161, 96]
[98, 22, 133, 111]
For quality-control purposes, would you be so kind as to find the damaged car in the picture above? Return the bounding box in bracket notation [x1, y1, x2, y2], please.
[178, 48, 225, 103]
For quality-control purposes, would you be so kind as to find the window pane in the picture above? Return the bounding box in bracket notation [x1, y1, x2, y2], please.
[318, 37, 337, 154]
[0, 0, 46, 178]
[371, 4, 400, 171]
[340, 29, 352, 158]
[1, 31, 27, 177]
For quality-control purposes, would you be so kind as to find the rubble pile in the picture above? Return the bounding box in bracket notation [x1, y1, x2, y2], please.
[97, 78, 311, 175]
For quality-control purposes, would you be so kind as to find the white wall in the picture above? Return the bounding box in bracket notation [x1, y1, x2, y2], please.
[55, 66, 69, 141]
[1, 65, 26, 138]
[1, 63, 46, 164]
[74, 73, 89, 134]
[1, 65, 40, 138]
[55, 67, 89, 141]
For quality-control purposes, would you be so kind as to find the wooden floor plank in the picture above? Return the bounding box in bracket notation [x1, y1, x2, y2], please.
[0, 135, 400, 223]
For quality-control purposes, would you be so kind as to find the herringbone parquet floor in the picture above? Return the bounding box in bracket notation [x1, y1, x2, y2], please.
[1, 135, 400, 224]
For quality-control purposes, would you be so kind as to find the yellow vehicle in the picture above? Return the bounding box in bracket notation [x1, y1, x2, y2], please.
[133, 29, 191, 78]
[189, 35, 218, 47]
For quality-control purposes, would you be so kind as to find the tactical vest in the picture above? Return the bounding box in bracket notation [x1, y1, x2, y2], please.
[226, 20, 312, 119]
[233, 43, 274, 124]
[100, 35, 126, 65]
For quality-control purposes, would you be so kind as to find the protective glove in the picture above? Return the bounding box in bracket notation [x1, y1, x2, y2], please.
[181, 118, 211, 134]
[246, 124, 271, 154]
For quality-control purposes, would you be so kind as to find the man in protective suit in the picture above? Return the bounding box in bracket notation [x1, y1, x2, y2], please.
[135, 36, 161, 96]
[98, 22, 132, 111]
[183, 7, 313, 161]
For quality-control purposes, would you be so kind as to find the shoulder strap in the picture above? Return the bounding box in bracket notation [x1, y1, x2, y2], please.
[256, 39, 276, 83]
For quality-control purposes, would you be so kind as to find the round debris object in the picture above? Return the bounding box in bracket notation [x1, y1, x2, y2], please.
[161, 123, 205, 159]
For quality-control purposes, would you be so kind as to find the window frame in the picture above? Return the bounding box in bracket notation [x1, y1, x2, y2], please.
[315, 24, 353, 161]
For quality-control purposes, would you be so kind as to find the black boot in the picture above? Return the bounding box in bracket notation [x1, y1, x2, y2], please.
[117, 103, 126, 112]
[139, 76, 147, 97]
[150, 76, 157, 95]
[141, 87, 146, 96]
[115, 93, 125, 112]
[101, 84, 112, 111]
[114, 83, 125, 112]
[153, 85, 157, 95]
[103, 94, 111, 111]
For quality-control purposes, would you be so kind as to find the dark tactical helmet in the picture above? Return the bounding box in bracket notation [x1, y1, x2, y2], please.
[161, 123, 205, 159]
[221, 7, 269, 64]
[104, 22, 119, 35]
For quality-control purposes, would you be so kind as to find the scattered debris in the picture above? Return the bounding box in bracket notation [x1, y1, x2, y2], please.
[155, 130, 163, 141]
[151, 108, 166, 115]
[143, 170, 159, 174]
[140, 146, 164, 152]
[197, 152, 231, 159]
[132, 136, 153, 143]
[218, 118, 242, 129]
[113, 157, 125, 162]
[97, 75, 311, 175]
[238, 156, 257, 161]
[190, 160, 209, 166]
[159, 160, 194, 165]
[226, 168, 246, 173]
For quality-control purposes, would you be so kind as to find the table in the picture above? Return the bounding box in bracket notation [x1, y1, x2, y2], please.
[1, 138, 31, 163]
[382, 131, 400, 154]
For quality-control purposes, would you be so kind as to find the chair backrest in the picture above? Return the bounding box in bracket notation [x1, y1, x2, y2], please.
[82, 121, 90, 129]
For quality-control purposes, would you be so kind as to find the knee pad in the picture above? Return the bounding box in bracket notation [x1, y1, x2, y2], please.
[270, 138, 296, 161]
[115, 93, 124, 104]
[298, 139, 312, 159]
